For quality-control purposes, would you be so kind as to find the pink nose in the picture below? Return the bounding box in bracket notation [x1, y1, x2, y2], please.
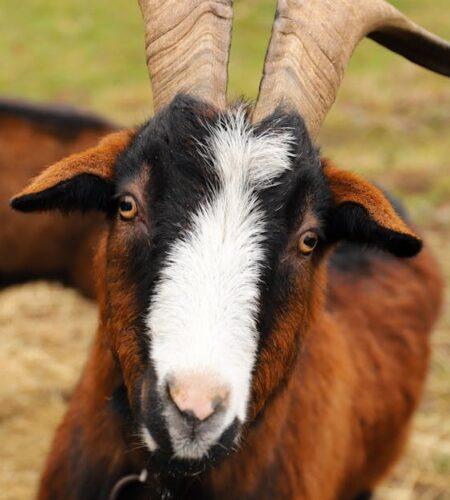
[167, 372, 230, 422]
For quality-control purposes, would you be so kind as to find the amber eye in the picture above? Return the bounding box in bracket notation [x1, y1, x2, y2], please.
[298, 230, 318, 256]
[118, 195, 138, 220]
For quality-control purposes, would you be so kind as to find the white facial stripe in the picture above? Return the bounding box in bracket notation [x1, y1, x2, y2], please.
[146, 108, 294, 446]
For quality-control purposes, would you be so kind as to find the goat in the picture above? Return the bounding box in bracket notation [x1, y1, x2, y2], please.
[0, 98, 116, 297]
[10, 0, 449, 498]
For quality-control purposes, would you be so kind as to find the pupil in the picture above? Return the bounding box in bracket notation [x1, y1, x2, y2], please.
[304, 236, 316, 248]
[120, 200, 132, 212]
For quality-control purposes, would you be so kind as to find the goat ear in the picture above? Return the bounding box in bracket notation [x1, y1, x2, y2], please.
[324, 163, 422, 257]
[10, 129, 134, 213]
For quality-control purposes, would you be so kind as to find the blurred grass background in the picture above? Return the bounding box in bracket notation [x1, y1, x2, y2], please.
[0, 0, 449, 498]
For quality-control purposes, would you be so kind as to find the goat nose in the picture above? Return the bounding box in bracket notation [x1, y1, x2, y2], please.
[167, 373, 230, 422]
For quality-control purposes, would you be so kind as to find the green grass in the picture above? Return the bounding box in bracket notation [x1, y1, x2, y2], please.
[0, 1, 449, 498]
[0, 1, 150, 122]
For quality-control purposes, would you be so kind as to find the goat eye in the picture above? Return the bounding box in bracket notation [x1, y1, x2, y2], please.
[298, 230, 318, 256]
[118, 195, 138, 220]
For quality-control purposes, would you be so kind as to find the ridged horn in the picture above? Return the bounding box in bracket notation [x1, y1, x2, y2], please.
[253, 0, 450, 138]
[138, 0, 233, 112]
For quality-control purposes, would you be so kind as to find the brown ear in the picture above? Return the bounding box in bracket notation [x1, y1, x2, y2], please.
[324, 162, 422, 257]
[11, 129, 134, 213]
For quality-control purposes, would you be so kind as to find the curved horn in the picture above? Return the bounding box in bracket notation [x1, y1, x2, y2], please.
[253, 0, 450, 138]
[138, 0, 233, 112]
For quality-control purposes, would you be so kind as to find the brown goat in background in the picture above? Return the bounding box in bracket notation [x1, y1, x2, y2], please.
[0, 99, 115, 297]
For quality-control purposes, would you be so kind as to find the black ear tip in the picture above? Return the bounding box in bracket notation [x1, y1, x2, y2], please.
[11, 191, 54, 212]
[392, 233, 423, 258]
[10, 195, 27, 211]
[10, 193, 42, 212]
[408, 236, 423, 256]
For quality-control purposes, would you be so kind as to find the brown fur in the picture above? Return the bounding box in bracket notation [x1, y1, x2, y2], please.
[36, 233, 442, 499]
[13, 147, 442, 499]
[205, 247, 442, 499]
[0, 102, 118, 297]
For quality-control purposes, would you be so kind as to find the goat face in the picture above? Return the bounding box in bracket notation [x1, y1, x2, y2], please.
[12, 94, 421, 474]
[103, 96, 330, 470]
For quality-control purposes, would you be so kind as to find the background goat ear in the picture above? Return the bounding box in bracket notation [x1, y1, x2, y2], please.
[324, 163, 422, 257]
[10, 130, 134, 213]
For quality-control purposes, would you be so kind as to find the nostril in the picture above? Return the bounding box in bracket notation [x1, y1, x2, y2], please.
[211, 393, 227, 413]
[166, 373, 230, 422]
